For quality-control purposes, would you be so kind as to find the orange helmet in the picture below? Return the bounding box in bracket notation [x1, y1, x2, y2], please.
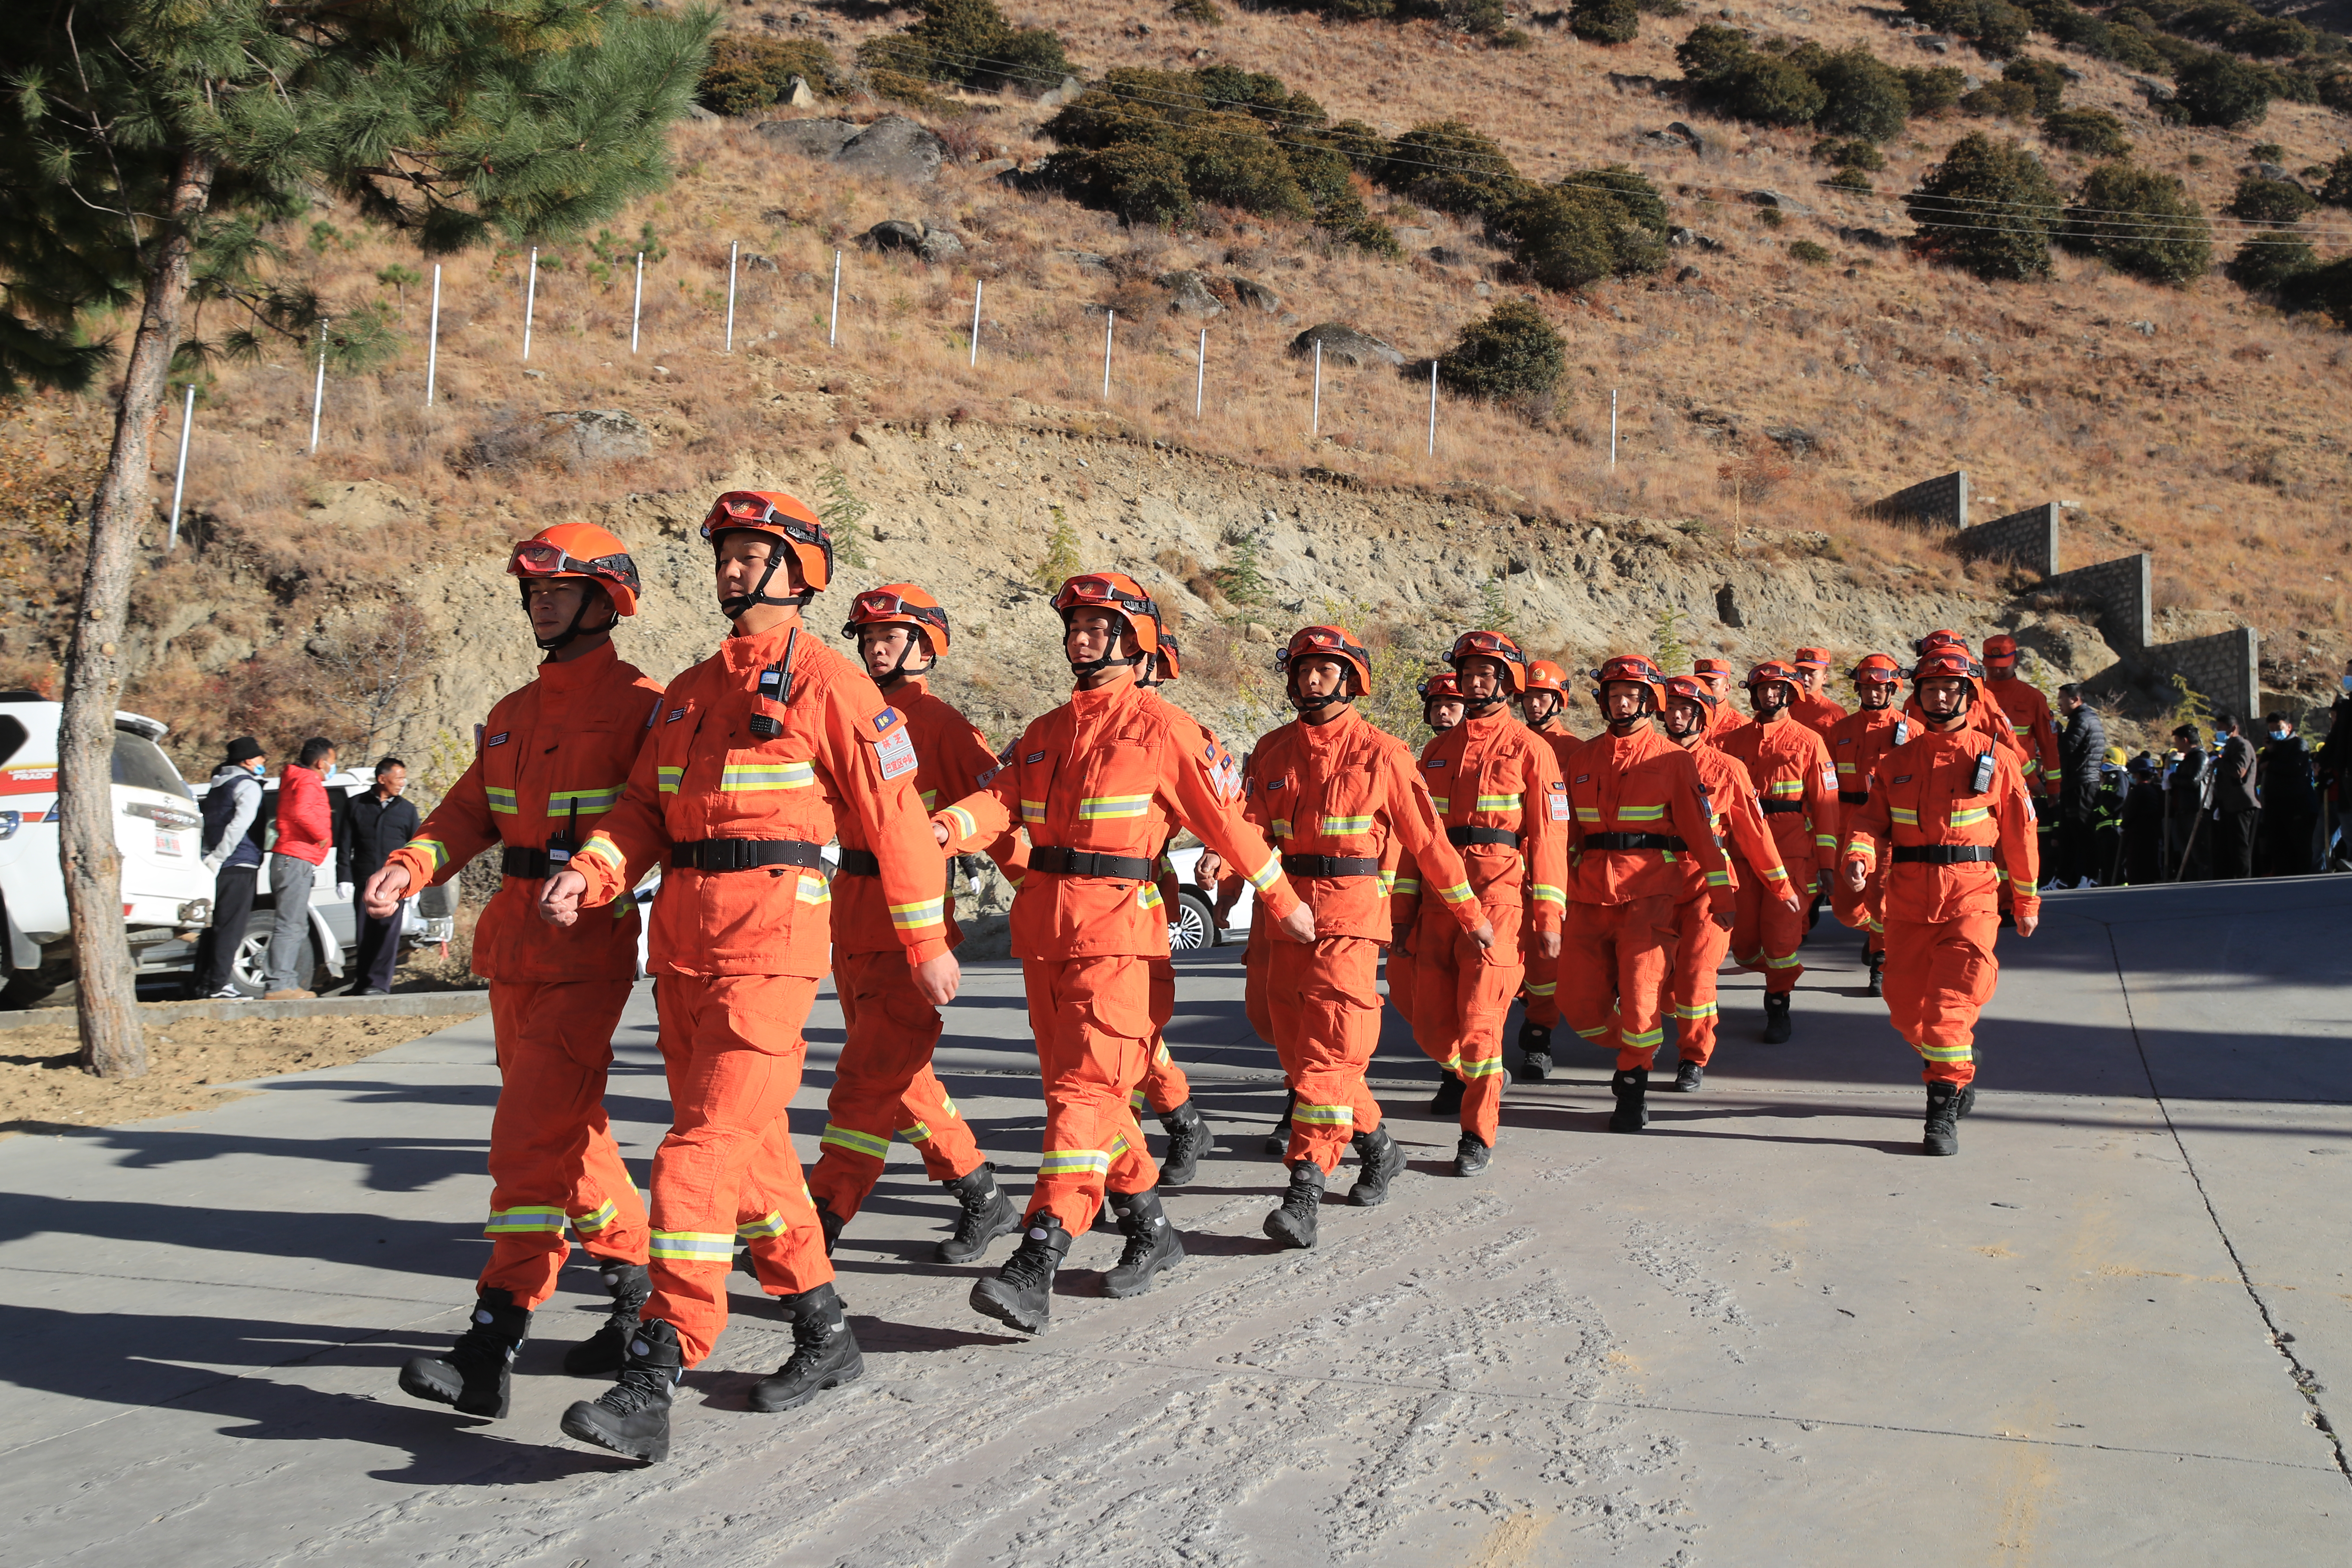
[1050, 573, 1162, 680]
[1792, 645, 1832, 670]
[1914, 628, 1970, 657]
[1746, 659, 1802, 701]
[1664, 673, 1717, 710]
[1153, 630, 1182, 683]
[1418, 670, 1461, 703]
[508, 521, 640, 651]
[702, 490, 832, 614]
[1851, 652, 1905, 686]
[1525, 659, 1567, 695]
[1694, 656, 1733, 677]
[1982, 633, 2020, 667]
[842, 582, 950, 657]
[1447, 629, 1527, 695]
[1910, 648, 1983, 709]
[1278, 624, 1371, 706]
[1592, 653, 1671, 717]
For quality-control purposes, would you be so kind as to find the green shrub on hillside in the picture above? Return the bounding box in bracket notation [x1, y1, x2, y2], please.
[1300, 0, 1513, 37]
[2227, 176, 2317, 223]
[1814, 137, 1887, 171]
[2168, 51, 2274, 126]
[1899, 64, 1969, 113]
[2003, 57, 2069, 115]
[1570, 0, 1641, 45]
[1813, 48, 1912, 140]
[699, 37, 844, 116]
[2059, 163, 2213, 283]
[1383, 120, 1524, 217]
[857, 0, 1071, 95]
[1905, 0, 2031, 57]
[1438, 300, 1566, 399]
[2040, 107, 2132, 155]
[1679, 29, 1938, 138]
[1788, 239, 1834, 264]
[1905, 132, 2062, 279]
[2321, 151, 2352, 207]
[1487, 166, 1670, 288]
[1963, 81, 2041, 120]
[2225, 231, 2315, 295]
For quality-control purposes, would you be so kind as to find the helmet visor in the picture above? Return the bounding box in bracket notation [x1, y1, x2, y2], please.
[511, 540, 640, 593]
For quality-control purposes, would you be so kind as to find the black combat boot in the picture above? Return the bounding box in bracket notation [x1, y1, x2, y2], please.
[1428, 1071, 1465, 1116]
[1865, 950, 1885, 998]
[1956, 1082, 1978, 1118]
[970, 1215, 1071, 1334]
[1672, 1060, 1704, 1094]
[1515, 1021, 1553, 1084]
[1609, 1067, 1649, 1133]
[560, 1317, 682, 1463]
[1263, 1087, 1296, 1156]
[1761, 991, 1793, 1044]
[1452, 1131, 1491, 1176]
[562, 1260, 651, 1376]
[1157, 1099, 1212, 1186]
[401, 1288, 530, 1417]
[1103, 1188, 1185, 1298]
[1923, 1081, 1961, 1156]
[750, 1282, 865, 1412]
[1348, 1125, 1407, 1208]
[937, 1161, 1020, 1264]
[1263, 1161, 1324, 1249]
[815, 1204, 845, 1258]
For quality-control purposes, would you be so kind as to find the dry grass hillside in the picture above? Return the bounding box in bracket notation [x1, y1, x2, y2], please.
[2, 0, 2347, 803]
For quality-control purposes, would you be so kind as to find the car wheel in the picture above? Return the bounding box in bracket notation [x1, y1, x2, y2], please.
[232, 914, 317, 998]
[1170, 891, 1214, 954]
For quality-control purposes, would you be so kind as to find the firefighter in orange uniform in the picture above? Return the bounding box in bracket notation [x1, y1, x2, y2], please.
[803, 583, 1023, 1265]
[1395, 632, 1567, 1174]
[1248, 627, 1492, 1244]
[1788, 646, 1849, 738]
[1694, 657, 1740, 738]
[1378, 671, 1467, 1096]
[1719, 661, 1841, 1043]
[1981, 633, 2062, 878]
[1657, 675, 1794, 1092]
[1556, 657, 1736, 1130]
[543, 491, 957, 1463]
[376, 525, 662, 1423]
[934, 573, 1312, 1334]
[1132, 631, 1216, 1184]
[1823, 655, 1910, 996]
[1912, 633, 2028, 766]
[1513, 659, 1578, 1081]
[1841, 649, 2040, 1155]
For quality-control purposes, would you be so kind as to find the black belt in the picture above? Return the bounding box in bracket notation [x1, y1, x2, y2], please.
[1029, 845, 1155, 880]
[670, 838, 825, 873]
[836, 847, 880, 877]
[1761, 801, 1806, 815]
[500, 846, 559, 879]
[1583, 832, 1687, 851]
[1892, 845, 1999, 864]
[1448, 825, 1521, 848]
[1281, 854, 1380, 878]
[1838, 789, 1870, 805]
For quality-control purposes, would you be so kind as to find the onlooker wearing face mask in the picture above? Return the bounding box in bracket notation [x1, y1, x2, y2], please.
[2257, 715, 2318, 877]
[2206, 714, 2260, 882]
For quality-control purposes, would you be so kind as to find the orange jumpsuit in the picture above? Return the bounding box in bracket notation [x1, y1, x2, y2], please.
[1242, 705, 1481, 1170]
[1824, 705, 1909, 956]
[570, 623, 949, 1366]
[1519, 718, 1580, 1032]
[1394, 710, 1567, 1144]
[808, 676, 1016, 1224]
[1842, 728, 2041, 1085]
[1982, 674, 2061, 795]
[1667, 741, 1786, 1066]
[1718, 716, 1840, 994]
[1558, 726, 1732, 1070]
[384, 641, 663, 1311]
[1131, 843, 1195, 1118]
[937, 670, 1298, 1234]
[1789, 689, 1848, 741]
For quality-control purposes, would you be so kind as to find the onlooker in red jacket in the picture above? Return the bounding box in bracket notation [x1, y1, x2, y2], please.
[265, 737, 338, 999]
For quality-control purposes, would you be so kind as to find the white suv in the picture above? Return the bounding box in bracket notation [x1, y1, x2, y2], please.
[0, 693, 217, 1007]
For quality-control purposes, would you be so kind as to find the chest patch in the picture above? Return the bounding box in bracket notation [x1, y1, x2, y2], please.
[1574, 774, 1590, 785]
[1424, 758, 1448, 770]
[1026, 751, 1046, 765]
[486, 732, 510, 747]
[1267, 777, 1287, 791]
[667, 707, 688, 724]
[876, 726, 917, 781]
[1548, 790, 1571, 822]
[1894, 775, 1912, 785]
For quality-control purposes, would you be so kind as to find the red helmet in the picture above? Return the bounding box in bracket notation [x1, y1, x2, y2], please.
[508, 521, 641, 618]
[1663, 673, 1717, 724]
[1154, 630, 1182, 683]
[1911, 648, 1983, 707]
[1914, 628, 1970, 657]
[842, 582, 950, 657]
[1278, 624, 1371, 699]
[701, 490, 833, 609]
[1524, 659, 1567, 695]
[1418, 671, 1462, 703]
[1592, 653, 1671, 716]
[1050, 571, 1163, 656]
[1792, 645, 1832, 670]
[1447, 629, 1528, 694]
[1851, 652, 1905, 686]
[1746, 659, 1802, 700]
[1982, 633, 2020, 666]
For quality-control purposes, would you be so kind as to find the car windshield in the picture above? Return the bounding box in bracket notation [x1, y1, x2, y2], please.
[112, 728, 193, 799]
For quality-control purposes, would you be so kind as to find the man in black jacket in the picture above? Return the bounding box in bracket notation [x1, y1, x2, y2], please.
[2055, 684, 2107, 887]
[2257, 714, 2318, 877]
[2121, 753, 2167, 885]
[193, 737, 270, 998]
[2207, 715, 2260, 881]
[2165, 727, 2211, 882]
[337, 756, 420, 995]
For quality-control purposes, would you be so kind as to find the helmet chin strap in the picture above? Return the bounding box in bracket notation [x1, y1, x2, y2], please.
[522, 585, 614, 653]
[1606, 709, 1650, 736]
[870, 638, 925, 692]
[718, 546, 812, 621]
[1066, 614, 1144, 683]
[1291, 683, 1353, 714]
[1459, 689, 1507, 717]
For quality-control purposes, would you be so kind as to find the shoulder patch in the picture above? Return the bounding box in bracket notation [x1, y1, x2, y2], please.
[1201, 737, 1242, 802]
[870, 706, 905, 737]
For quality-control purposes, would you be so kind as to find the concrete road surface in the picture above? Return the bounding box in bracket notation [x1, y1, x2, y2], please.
[4, 876, 2347, 1565]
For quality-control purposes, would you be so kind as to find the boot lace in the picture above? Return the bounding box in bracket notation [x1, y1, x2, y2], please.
[1112, 1208, 1163, 1271]
[594, 1361, 673, 1416]
[996, 1231, 1060, 1292]
[1279, 1170, 1321, 1223]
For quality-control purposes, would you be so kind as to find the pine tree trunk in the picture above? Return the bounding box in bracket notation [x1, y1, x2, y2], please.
[62, 148, 216, 1080]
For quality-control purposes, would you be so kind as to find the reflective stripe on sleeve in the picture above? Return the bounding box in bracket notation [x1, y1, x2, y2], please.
[1392, 876, 1421, 896]
[1531, 882, 1565, 907]
[657, 766, 684, 795]
[412, 838, 452, 872]
[1245, 854, 1282, 893]
[889, 895, 944, 929]
[484, 786, 519, 815]
[576, 833, 622, 872]
[1435, 880, 1476, 905]
[795, 873, 831, 906]
[945, 804, 979, 841]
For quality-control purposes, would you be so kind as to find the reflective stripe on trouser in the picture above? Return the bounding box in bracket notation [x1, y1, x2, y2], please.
[645, 972, 830, 1366]
[806, 948, 984, 1223]
[478, 977, 648, 1310]
[1669, 891, 1732, 1067]
[1131, 954, 1193, 1117]
[1518, 900, 1559, 1029]
[1410, 905, 1523, 1147]
[1830, 858, 1886, 956]
[1881, 913, 1998, 1088]
[1269, 935, 1384, 1173]
[1023, 954, 1158, 1234]
[1730, 858, 1807, 994]
[1561, 895, 1678, 1072]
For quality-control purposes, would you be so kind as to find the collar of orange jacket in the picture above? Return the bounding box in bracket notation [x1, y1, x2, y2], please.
[533, 635, 621, 694]
[1069, 666, 1140, 709]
